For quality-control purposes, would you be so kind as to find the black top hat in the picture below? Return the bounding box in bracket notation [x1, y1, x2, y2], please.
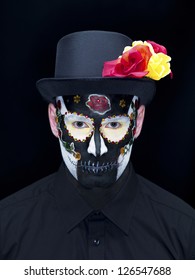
[36, 30, 156, 105]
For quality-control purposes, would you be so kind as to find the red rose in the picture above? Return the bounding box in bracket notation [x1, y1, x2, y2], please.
[146, 40, 167, 54]
[102, 45, 152, 78]
[86, 94, 111, 114]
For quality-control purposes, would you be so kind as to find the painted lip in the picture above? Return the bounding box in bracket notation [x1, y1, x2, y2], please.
[68, 156, 119, 174]
[80, 160, 119, 174]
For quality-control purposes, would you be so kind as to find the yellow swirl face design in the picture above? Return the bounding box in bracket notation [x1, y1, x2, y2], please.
[100, 115, 130, 143]
[64, 113, 94, 141]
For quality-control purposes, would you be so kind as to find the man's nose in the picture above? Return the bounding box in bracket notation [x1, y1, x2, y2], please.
[87, 129, 108, 157]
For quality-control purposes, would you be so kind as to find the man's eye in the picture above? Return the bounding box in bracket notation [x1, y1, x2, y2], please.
[72, 121, 89, 129]
[105, 122, 121, 129]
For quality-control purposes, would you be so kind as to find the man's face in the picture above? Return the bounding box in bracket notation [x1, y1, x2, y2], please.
[54, 94, 139, 189]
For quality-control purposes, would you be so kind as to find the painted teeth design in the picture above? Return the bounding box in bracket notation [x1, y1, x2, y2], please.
[68, 157, 120, 174]
[80, 160, 118, 174]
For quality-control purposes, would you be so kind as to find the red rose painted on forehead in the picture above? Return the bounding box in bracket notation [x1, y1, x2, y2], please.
[86, 94, 111, 115]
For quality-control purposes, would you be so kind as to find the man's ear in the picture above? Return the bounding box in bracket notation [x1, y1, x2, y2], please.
[48, 103, 59, 138]
[134, 105, 145, 139]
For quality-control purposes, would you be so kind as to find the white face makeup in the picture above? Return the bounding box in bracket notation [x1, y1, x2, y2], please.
[87, 134, 108, 157]
[117, 142, 132, 180]
[56, 96, 80, 179]
[59, 140, 78, 179]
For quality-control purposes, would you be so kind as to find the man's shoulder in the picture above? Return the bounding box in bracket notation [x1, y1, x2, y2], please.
[137, 173, 195, 219]
[0, 172, 57, 210]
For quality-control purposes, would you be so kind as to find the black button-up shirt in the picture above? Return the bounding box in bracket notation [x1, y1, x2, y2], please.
[0, 162, 195, 259]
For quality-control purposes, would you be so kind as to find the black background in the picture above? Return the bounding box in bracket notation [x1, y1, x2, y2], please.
[1, 0, 195, 208]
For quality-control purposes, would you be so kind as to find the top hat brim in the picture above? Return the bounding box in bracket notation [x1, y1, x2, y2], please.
[36, 77, 156, 106]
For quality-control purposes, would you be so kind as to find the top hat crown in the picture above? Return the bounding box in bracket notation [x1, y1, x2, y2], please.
[36, 30, 156, 105]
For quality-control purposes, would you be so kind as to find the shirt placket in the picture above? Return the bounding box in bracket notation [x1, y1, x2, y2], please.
[87, 212, 105, 260]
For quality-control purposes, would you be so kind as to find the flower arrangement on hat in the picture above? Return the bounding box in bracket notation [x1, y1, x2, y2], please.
[102, 40, 172, 80]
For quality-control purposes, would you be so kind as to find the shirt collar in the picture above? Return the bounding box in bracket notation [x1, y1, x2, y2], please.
[51, 161, 139, 235]
[102, 163, 139, 235]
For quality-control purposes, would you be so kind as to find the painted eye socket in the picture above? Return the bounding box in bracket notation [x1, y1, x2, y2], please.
[64, 113, 94, 141]
[72, 121, 89, 129]
[100, 115, 130, 143]
[105, 122, 122, 129]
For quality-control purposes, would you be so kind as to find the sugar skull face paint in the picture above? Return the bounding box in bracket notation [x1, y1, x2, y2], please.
[56, 94, 139, 189]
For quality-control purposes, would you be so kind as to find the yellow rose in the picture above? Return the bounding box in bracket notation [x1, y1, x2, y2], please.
[122, 41, 152, 54]
[132, 40, 144, 47]
[122, 46, 131, 53]
[146, 53, 171, 80]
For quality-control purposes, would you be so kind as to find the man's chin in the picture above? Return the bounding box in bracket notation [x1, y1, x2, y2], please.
[78, 171, 117, 189]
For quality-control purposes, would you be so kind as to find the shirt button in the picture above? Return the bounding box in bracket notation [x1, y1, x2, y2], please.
[93, 239, 100, 246]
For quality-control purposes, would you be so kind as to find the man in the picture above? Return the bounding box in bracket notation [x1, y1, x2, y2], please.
[0, 30, 195, 260]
